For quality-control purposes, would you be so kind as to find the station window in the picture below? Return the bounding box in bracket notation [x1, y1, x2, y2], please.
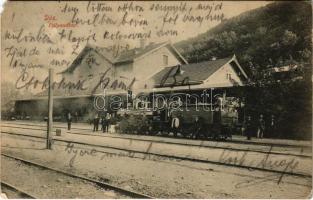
[163, 55, 168, 65]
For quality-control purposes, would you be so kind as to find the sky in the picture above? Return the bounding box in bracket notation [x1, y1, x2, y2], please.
[1, 1, 270, 94]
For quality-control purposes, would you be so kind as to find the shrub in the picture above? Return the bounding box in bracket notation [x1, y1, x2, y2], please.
[118, 115, 150, 134]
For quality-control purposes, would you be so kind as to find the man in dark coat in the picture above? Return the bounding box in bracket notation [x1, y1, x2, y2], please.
[245, 115, 252, 140]
[257, 114, 265, 138]
[192, 116, 204, 139]
[66, 112, 72, 131]
[101, 115, 108, 133]
[93, 114, 100, 132]
[213, 106, 222, 138]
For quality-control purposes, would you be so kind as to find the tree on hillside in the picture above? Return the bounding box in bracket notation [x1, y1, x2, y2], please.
[174, 1, 312, 139]
[1, 81, 32, 119]
[175, 1, 311, 76]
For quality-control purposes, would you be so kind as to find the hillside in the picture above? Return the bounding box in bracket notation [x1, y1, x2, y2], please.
[174, 1, 312, 77]
[175, 1, 312, 139]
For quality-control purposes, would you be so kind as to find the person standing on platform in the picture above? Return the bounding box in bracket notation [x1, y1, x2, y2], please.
[171, 114, 180, 137]
[213, 106, 222, 138]
[245, 115, 252, 140]
[101, 115, 108, 133]
[192, 116, 204, 139]
[93, 113, 99, 132]
[257, 114, 265, 138]
[67, 112, 72, 131]
[106, 113, 111, 133]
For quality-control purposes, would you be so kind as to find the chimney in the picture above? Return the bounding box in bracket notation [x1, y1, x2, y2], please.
[140, 39, 146, 49]
[175, 64, 184, 76]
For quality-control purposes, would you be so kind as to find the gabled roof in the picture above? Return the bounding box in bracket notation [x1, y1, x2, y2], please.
[60, 41, 187, 74]
[151, 55, 248, 87]
[113, 42, 166, 64]
[109, 42, 187, 65]
[152, 57, 232, 87]
[60, 45, 114, 74]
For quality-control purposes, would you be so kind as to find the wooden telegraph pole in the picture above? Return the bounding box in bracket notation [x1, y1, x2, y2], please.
[47, 68, 53, 149]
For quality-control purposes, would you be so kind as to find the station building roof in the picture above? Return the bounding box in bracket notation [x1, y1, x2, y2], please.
[151, 55, 248, 88]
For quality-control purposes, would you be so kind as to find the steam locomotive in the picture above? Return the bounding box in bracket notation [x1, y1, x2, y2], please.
[117, 105, 239, 140]
[114, 89, 244, 140]
[152, 108, 235, 140]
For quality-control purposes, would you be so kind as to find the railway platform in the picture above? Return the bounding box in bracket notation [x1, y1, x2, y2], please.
[1, 120, 312, 174]
[1, 120, 311, 147]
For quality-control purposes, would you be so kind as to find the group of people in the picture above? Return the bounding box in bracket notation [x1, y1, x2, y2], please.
[169, 107, 222, 139]
[66, 112, 112, 133]
[92, 113, 111, 133]
[65, 110, 275, 140]
[244, 114, 275, 140]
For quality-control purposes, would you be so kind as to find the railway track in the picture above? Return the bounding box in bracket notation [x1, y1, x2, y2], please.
[2, 131, 312, 178]
[1, 153, 153, 199]
[1, 124, 311, 158]
[1, 181, 37, 199]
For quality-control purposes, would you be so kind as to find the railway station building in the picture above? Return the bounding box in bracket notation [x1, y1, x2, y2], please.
[14, 42, 187, 120]
[14, 42, 249, 123]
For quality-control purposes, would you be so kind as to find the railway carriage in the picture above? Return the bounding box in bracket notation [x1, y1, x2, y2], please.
[117, 99, 239, 140]
[146, 107, 236, 140]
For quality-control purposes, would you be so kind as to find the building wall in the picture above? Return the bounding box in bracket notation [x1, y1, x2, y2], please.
[15, 97, 94, 122]
[61, 46, 182, 92]
[62, 49, 114, 92]
[204, 63, 243, 87]
[132, 46, 182, 89]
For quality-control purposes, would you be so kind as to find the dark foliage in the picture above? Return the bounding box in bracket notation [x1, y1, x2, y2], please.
[175, 1, 311, 77]
[175, 2, 312, 139]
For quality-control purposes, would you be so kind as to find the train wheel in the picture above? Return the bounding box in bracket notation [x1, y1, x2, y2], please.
[161, 131, 170, 136]
[213, 134, 219, 141]
[173, 132, 178, 137]
[181, 133, 188, 138]
[150, 130, 158, 136]
[181, 131, 190, 138]
[148, 126, 156, 135]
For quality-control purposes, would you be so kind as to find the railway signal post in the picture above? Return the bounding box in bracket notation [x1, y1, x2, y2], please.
[47, 68, 53, 149]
